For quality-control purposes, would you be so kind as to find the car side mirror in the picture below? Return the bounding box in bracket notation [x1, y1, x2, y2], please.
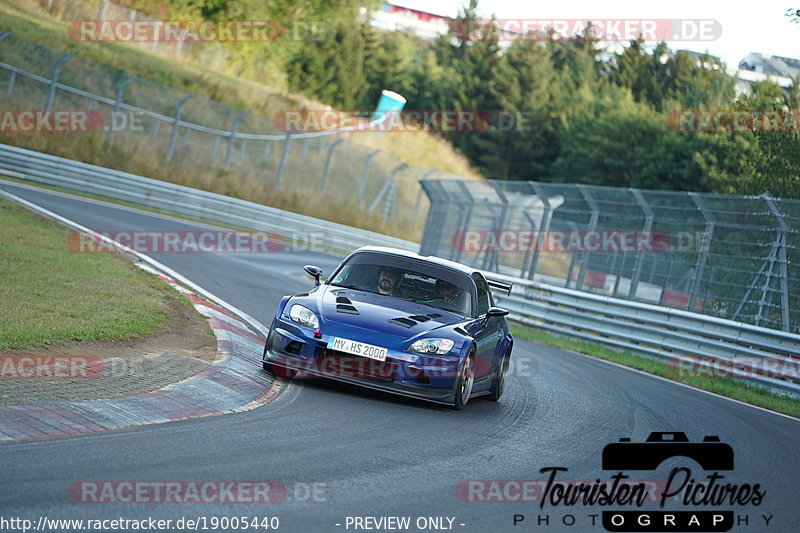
[484, 306, 509, 323]
[304, 265, 323, 286]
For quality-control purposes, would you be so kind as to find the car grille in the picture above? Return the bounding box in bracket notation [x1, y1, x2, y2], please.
[318, 349, 397, 382]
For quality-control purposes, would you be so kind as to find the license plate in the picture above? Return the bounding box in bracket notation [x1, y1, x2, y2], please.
[326, 337, 387, 361]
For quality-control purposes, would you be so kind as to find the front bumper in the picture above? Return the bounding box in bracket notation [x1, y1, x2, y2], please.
[262, 320, 462, 405]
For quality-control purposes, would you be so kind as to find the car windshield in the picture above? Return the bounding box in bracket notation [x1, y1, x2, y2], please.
[328, 253, 473, 315]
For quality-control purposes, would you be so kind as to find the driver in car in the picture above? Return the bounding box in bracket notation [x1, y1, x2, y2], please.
[376, 268, 402, 296]
[431, 279, 461, 309]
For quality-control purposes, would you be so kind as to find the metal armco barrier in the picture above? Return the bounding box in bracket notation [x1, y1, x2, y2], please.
[0, 143, 418, 254]
[1, 143, 798, 398]
[489, 272, 800, 398]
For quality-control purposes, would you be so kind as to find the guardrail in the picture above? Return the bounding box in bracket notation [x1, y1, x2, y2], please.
[489, 272, 800, 398]
[1, 143, 798, 399]
[0, 143, 418, 254]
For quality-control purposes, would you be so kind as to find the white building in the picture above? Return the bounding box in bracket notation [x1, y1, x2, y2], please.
[735, 53, 798, 96]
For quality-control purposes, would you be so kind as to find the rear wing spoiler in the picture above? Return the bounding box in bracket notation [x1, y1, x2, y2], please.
[486, 277, 513, 296]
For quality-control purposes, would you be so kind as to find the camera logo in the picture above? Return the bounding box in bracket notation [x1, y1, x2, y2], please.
[511, 431, 768, 532]
[602, 432, 734, 471]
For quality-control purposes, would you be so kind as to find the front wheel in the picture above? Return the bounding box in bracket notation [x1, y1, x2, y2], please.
[453, 351, 476, 410]
[486, 346, 511, 401]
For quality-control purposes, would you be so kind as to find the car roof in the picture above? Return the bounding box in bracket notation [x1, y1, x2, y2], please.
[351, 246, 479, 277]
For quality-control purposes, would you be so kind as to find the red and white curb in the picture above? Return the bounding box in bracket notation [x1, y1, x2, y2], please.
[0, 270, 283, 441]
[0, 190, 287, 441]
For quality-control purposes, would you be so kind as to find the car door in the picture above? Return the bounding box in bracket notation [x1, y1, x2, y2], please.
[465, 273, 503, 386]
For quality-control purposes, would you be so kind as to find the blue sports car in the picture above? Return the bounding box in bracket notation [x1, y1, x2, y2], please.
[262, 246, 514, 409]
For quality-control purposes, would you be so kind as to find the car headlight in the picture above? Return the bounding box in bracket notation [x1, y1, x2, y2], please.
[289, 304, 319, 329]
[409, 338, 454, 355]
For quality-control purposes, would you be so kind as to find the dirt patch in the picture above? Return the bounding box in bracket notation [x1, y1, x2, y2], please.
[2, 294, 220, 363]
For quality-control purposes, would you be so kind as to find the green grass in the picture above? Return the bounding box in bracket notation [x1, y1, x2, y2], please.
[509, 322, 800, 418]
[0, 197, 179, 350]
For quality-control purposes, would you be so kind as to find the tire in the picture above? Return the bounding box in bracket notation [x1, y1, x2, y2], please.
[486, 345, 511, 402]
[452, 350, 476, 410]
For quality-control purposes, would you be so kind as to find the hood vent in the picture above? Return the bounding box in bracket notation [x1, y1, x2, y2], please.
[409, 315, 431, 322]
[336, 304, 359, 315]
[336, 295, 352, 304]
[389, 317, 417, 328]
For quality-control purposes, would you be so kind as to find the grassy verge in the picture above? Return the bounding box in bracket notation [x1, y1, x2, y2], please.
[0, 196, 181, 350]
[509, 323, 800, 418]
[0, 0, 482, 180]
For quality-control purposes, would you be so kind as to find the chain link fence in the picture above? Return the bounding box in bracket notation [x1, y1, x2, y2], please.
[4, 29, 798, 334]
[0, 32, 438, 236]
[420, 179, 800, 333]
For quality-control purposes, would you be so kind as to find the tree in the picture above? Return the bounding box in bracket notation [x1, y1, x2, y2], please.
[286, 22, 367, 109]
[707, 80, 800, 199]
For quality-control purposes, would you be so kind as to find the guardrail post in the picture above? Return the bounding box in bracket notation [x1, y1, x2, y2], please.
[166, 93, 194, 162]
[274, 132, 292, 192]
[4, 70, 16, 99]
[319, 137, 345, 201]
[45, 53, 74, 111]
[210, 135, 221, 160]
[223, 111, 250, 170]
[176, 28, 187, 57]
[151, 21, 162, 54]
[575, 185, 599, 291]
[237, 139, 248, 166]
[525, 181, 552, 280]
[106, 76, 136, 145]
[564, 220, 580, 287]
[368, 163, 408, 219]
[382, 163, 408, 222]
[261, 139, 272, 163]
[0, 34, 14, 100]
[759, 193, 791, 331]
[358, 150, 381, 203]
[412, 169, 436, 219]
[628, 189, 654, 300]
[687, 193, 715, 312]
[181, 123, 192, 148]
[450, 181, 474, 261]
[482, 181, 509, 272]
[419, 180, 447, 256]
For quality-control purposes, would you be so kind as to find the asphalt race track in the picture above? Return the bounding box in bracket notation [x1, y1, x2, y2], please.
[1, 182, 798, 533]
